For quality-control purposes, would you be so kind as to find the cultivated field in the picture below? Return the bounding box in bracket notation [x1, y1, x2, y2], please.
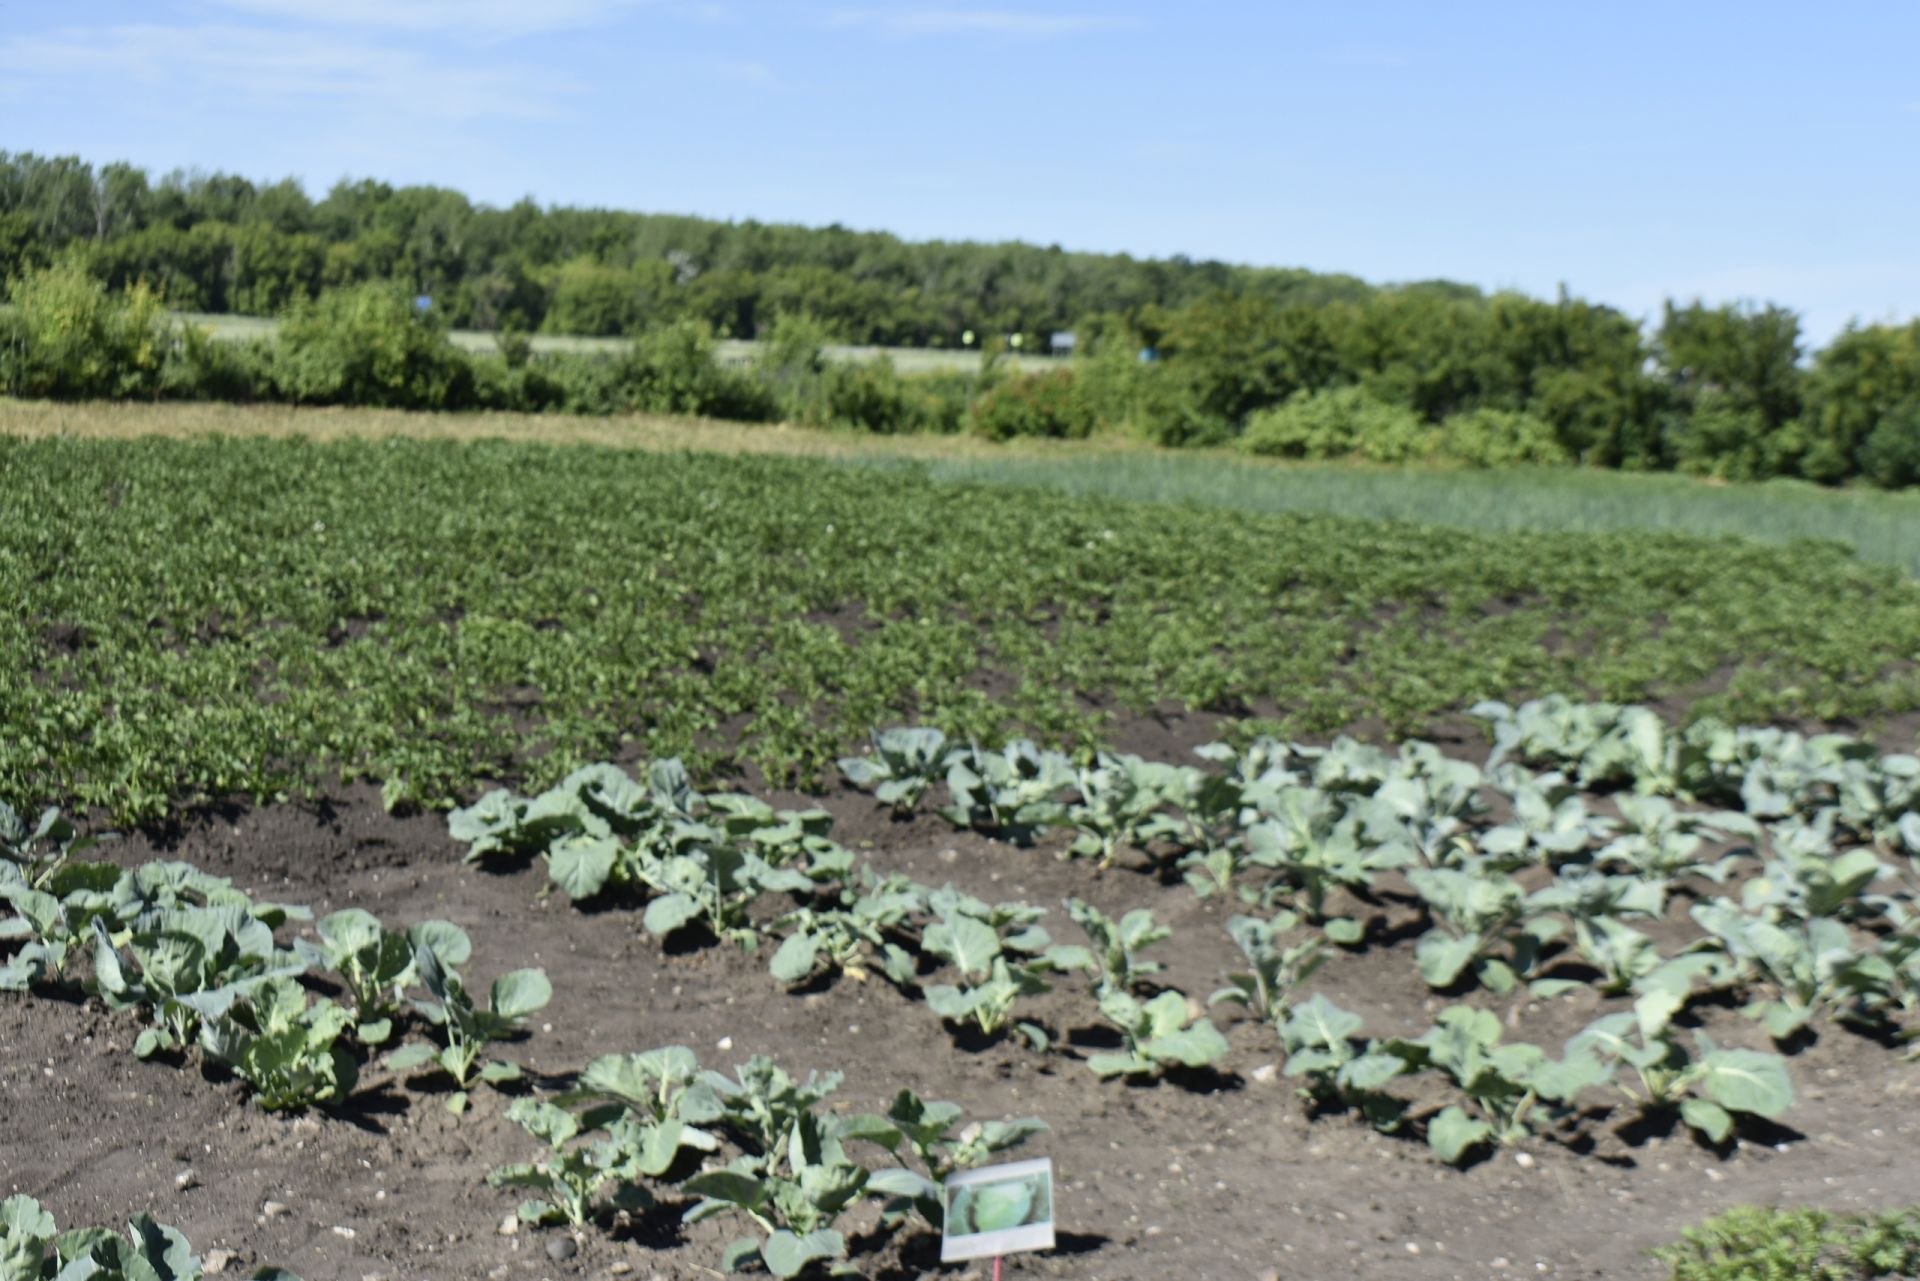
[4, 401, 1920, 1281]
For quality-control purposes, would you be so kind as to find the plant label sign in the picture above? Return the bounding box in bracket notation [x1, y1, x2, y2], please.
[940, 1157, 1056, 1262]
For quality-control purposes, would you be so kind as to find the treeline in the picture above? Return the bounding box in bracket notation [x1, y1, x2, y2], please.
[4, 260, 1919, 487]
[3, 151, 1917, 487]
[1109, 290, 1920, 485]
[0, 151, 1380, 345]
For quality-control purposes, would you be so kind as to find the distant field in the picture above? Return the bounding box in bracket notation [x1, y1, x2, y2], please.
[10, 398, 1918, 579]
[173, 311, 1055, 373]
[883, 453, 1920, 578]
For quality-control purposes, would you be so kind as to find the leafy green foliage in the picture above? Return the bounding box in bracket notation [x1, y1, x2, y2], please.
[199, 976, 358, 1112]
[291, 909, 467, 1044]
[1433, 408, 1570, 467]
[1087, 989, 1230, 1078]
[939, 741, 1075, 845]
[681, 1056, 886, 1278]
[968, 369, 1094, 441]
[1239, 386, 1433, 463]
[0, 258, 170, 399]
[1059, 898, 1170, 995]
[1656, 1205, 1920, 1281]
[0, 1194, 302, 1281]
[1570, 987, 1795, 1145]
[10, 439, 1920, 820]
[1383, 1006, 1609, 1163]
[1276, 994, 1407, 1129]
[864, 1090, 1046, 1230]
[1210, 912, 1326, 1021]
[387, 946, 550, 1113]
[920, 894, 1057, 1044]
[836, 728, 949, 815]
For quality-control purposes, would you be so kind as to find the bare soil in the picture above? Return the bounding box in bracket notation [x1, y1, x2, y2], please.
[6, 764, 1920, 1281]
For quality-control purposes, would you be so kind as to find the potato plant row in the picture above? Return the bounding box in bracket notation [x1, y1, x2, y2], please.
[10, 436, 1920, 823]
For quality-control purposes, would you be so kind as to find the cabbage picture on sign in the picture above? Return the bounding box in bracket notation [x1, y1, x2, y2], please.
[940, 1157, 1055, 1262]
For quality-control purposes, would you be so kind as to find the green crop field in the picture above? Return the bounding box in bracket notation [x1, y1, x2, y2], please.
[7, 408, 1920, 1281]
[7, 426, 1920, 821]
[889, 453, 1920, 579]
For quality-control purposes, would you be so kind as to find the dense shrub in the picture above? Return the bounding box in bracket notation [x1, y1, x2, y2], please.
[160, 322, 269, 402]
[969, 368, 1094, 441]
[1433, 407, 1569, 467]
[0, 258, 169, 399]
[602, 320, 774, 420]
[1239, 387, 1431, 462]
[1857, 399, 1920, 489]
[270, 283, 474, 409]
[1800, 321, 1920, 483]
[1662, 398, 1781, 481]
[1656, 1205, 1920, 1281]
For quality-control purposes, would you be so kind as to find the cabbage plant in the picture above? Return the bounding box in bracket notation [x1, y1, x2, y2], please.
[388, 946, 550, 1113]
[1, 1196, 302, 1281]
[836, 727, 950, 814]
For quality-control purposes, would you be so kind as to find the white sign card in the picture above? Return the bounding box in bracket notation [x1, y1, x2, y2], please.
[940, 1157, 1056, 1263]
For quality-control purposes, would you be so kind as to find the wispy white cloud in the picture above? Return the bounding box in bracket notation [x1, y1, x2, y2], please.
[0, 24, 579, 121]
[196, 0, 665, 37]
[828, 8, 1138, 37]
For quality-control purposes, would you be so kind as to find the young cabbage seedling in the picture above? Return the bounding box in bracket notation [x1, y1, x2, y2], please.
[921, 902, 1059, 1052]
[1526, 866, 1667, 995]
[1383, 1005, 1609, 1165]
[387, 946, 550, 1113]
[862, 1090, 1048, 1229]
[939, 740, 1075, 845]
[1066, 752, 1195, 867]
[1691, 900, 1892, 1040]
[89, 909, 302, 1061]
[200, 977, 359, 1112]
[489, 1097, 656, 1229]
[1057, 898, 1169, 995]
[1276, 994, 1407, 1130]
[0, 1195, 304, 1281]
[0, 859, 127, 992]
[294, 909, 470, 1045]
[1209, 912, 1325, 1022]
[1087, 988, 1229, 1079]
[837, 727, 950, 815]
[682, 1056, 893, 1278]
[1407, 866, 1567, 996]
[0, 802, 105, 892]
[568, 1045, 724, 1183]
[1568, 989, 1796, 1145]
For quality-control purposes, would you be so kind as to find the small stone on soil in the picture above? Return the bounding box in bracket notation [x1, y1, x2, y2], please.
[547, 1238, 578, 1261]
[498, 1216, 520, 1237]
[203, 1250, 233, 1275]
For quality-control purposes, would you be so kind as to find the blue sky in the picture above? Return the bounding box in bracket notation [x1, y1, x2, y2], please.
[2, 1, 1915, 341]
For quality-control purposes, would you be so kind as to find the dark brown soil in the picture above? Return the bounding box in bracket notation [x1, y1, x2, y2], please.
[5, 775, 1919, 1281]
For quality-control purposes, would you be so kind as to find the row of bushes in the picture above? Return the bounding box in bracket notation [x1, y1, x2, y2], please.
[5, 262, 1919, 487]
[0, 265, 991, 432]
